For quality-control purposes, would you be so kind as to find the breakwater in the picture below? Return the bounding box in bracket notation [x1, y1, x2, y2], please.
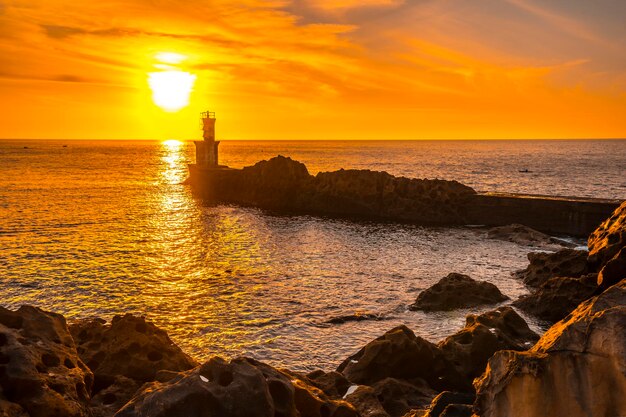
[187, 156, 622, 237]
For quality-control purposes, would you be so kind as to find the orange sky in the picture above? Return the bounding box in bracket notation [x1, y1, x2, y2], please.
[1, 0, 625, 140]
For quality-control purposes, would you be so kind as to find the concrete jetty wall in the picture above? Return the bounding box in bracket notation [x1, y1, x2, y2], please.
[466, 193, 622, 237]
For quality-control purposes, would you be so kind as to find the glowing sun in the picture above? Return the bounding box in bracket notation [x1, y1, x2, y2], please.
[148, 52, 196, 112]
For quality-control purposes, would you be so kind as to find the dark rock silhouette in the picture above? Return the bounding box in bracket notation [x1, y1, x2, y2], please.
[474, 279, 626, 417]
[69, 314, 198, 416]
[513, 273, 598, 323]
[115, 356, 358, 417]
[438, 307, 539, 382]
[0, 306, 93, 417]
[191, 156, 477, 225]
[514, 248, 589, 287]
[409, 273, 508, 312]
[337, 325, 468, 392]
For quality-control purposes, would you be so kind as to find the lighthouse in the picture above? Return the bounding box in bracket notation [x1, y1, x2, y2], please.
[194, 111, 220, 167]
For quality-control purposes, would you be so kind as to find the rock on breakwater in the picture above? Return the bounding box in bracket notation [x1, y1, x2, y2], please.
[188, 155, 476, 225]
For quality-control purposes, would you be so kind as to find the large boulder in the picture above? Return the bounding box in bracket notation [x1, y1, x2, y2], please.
[409, 273, 508, 312]
[0, 306, 93, 417]
[474, 279, 626, 417]
[588, 200, 626, 268]
[69, 314, 197, 416]
[513, 273, 598, 323]
[437, 307, 539, 382]
[115, 356, 358, 417]
[515, 249, 589, 287]
[337, 325, 468, 392]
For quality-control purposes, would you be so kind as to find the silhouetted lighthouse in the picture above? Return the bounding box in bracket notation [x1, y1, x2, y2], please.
[194, 111, 220, 167]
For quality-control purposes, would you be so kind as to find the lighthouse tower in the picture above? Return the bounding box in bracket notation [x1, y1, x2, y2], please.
[194, 111, 220, 167]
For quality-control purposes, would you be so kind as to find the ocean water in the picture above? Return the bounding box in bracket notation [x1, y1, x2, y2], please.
[1, 139, 624, 371]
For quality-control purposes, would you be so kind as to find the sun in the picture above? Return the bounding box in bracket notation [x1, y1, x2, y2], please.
[148, 52, 196, 112]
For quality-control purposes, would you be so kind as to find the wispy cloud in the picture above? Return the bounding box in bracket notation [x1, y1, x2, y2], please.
[1, 0, 625, 139]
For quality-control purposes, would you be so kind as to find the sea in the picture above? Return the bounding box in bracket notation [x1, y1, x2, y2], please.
[1, 139, 625, 372]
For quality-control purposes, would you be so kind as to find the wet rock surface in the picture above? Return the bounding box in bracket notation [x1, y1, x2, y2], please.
[115, 356, 358, 417]
[337, 325, 468, 392]
[409, 273, 508, 312]
[193, 156, 477, 225]
[513, 273, 598, 323]
[515, 248, 589, 287]
[474, 279, 626, 417]
[0, 306, 93, 417]
[437, 307, 539, 382]
[69, 314, 198, 417]
[486, 223, 575, 248]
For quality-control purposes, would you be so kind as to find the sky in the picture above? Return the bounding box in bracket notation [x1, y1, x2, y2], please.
[1, 0, 626, 140]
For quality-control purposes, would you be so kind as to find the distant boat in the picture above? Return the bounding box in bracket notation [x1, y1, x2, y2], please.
[519, 168, 532, 173]
[62, 145, 67, 148]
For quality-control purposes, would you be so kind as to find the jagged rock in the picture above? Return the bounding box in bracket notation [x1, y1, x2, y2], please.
[515, 249, 589, 287]
[337, 325, 468, 392]
[486, 223, 574, 248]
[437, 307, 539, 382]
[69, 314, 197, 416]
[588, 200, 626, 269]
[421, 391, 475, 417]
[115, 356, 358, 417]
[306, 370, 352, 399]
[0, 306, 93, 417]
[192, 156, 477, 225]
[474, 279, 626, 417]
[598, 247, 626, 290]
[513, 273, 598, 323]
[409, 273, 508, 312]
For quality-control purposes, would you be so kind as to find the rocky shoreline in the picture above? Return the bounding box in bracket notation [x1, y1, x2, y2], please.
[2, 200, 625, 416]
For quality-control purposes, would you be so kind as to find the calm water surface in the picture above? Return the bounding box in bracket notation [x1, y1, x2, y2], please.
[1, 139, 623, 371]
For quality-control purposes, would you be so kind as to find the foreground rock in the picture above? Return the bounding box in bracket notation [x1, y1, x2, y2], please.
[116, 356, 357, 417]
[409, 273, 508, 312]
[0, 306, 93, 417]
[474, 279, 626, 417]
[513, 273, 598, 323]
[514, 248, 589, 287]
[337, 325, 468, 392]
[438, 307, 539, 382]
[191, 156, 477, 225]
[486, 223, 575, 248]
[69, 314, 198, 416]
